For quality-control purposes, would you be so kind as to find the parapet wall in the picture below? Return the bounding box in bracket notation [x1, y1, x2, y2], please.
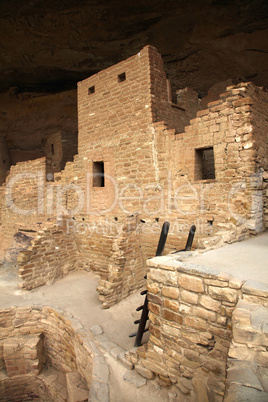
[130, 253, 268, 400]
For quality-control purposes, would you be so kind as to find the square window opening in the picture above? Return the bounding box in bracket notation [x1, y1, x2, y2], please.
[88, 86, 95, 95]
[93, 161, 105, 187]
[118, 72, 126, 82]
[195, 147, 215, 180]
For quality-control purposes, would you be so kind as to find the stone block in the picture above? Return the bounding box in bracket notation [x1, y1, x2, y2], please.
[178, 274, 204, 293]
[193, 306, 216, 322]
[162, 324, 181, 338]
[185, 316, 207, 330]
[162, 286, 179, 299]
[163, 309, 183, 324]
[148, 268, 178, 286]
[147, 293, 162, 305]
[163, 298, 180, 312]
[227, 362, 263, 391]
[141, 359, 168, 377]
[135, 364, 155, 379]
[148, 302, 161, 315]
[179, 303, 191, 314]
[147, 283, 160, 294]
[199, 295, 221, 312]
[208, 286, 238, 303]
[181, 290, 199, 305]
[118, 351, 134, 370]
[242, 280, 268, 298]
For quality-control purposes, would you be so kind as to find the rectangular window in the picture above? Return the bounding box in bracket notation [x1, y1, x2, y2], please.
[93, 161, 105, 187]
[88, 86, 95, 95]
[118, 72, 126, 82]
[195, 147, 215, 180]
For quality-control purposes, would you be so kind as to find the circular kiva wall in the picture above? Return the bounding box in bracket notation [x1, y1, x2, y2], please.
[0, 306, 93, 401]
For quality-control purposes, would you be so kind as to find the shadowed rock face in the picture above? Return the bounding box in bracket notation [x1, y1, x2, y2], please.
[0, 0, 267, 164]
[1, 0, 268, 94]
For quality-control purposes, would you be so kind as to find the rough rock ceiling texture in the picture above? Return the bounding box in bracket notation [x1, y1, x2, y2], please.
[0, 0, 267, 160]
[1, 0, 268, 96]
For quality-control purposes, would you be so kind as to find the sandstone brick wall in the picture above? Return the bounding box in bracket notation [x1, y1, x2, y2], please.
[77, 46, 152, 155]
[149, 49, 200, 132]
[3, 334, 45, 377]
[130, 254, 268, 400]
[0, 306, 93, 400]
[155, 82, 268, 248]
[17, 219, 77, 289]
[0, 46, 267, 308]
[0, 157, 47, 259]
[0, 376, 65, 402]
[97, 214, 145, 308]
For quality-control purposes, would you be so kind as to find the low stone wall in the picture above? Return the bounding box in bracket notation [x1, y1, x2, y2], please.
[0, 374, 66, 401]
[0, 306, 93, 400]
[130, 253, 268, 401]
[17, 219, 78, 289]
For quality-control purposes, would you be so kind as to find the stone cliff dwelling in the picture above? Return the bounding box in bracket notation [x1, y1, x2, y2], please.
[0, 0, 267, 401]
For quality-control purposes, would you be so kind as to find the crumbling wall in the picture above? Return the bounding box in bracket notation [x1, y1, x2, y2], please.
[149, 49, 201, 132]
[17, 220, 77, 289]
[0, 306, 93, 401]
[151, 82, 268, 250]
[97, 215, 144, 308]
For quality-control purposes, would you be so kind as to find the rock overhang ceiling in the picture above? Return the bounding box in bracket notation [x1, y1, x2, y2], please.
[0, 0, 268, 96]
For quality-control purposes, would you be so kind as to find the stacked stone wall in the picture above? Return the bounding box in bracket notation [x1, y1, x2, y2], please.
[0, 46, 267, 308]
[97, 214, 145, 308]
[149, 50, 200, 132]
[130, 254, 268, 400]
[17, 219, 77, 289]
[161, 82, 267, 246]
[0, 158, 48, 260]
[0, 306, 93, 400]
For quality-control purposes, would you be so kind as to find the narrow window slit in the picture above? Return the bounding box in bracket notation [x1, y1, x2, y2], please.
[93, 161, 105, 187]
